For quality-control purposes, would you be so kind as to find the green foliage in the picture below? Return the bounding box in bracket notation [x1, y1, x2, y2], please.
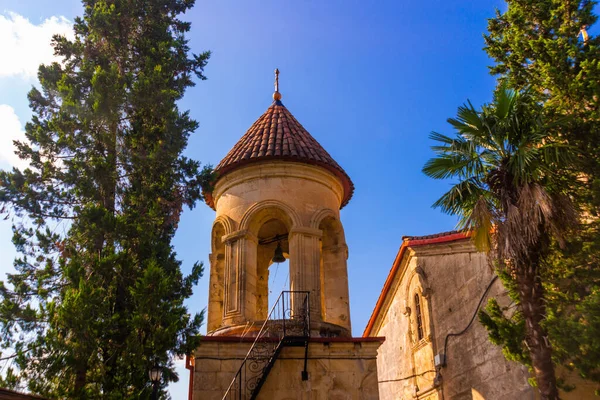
[479, 296, 529, 366]
[423, 85, 575, 256]
[424, 85, 576, 398]
[481, 0, 600, 392]
[479, 223, 600, 390]
[545, 221, 600, 383]
[0, 0, 211, 397]
[485, 0, 600, 212]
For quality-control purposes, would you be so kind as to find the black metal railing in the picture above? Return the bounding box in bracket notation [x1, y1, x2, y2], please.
[222, 291, 310, 400]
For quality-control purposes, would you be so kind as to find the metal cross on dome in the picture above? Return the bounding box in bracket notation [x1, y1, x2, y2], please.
[273, 68, 282, 101]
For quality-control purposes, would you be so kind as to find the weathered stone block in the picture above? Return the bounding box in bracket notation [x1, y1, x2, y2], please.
[191, 338, 382, 400]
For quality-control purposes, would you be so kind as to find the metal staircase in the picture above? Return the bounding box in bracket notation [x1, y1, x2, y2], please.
[222, 291, 310, 400]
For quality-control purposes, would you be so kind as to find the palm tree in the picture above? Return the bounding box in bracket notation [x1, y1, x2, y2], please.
[423, 86, 576, 400]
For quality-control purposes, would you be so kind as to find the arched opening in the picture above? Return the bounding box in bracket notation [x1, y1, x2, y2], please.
[406, 269, 432, 345]
[208, 221, 226, 332]
[319, 216, 351, 332]
[256, 218, 290, 320]
[414, 292, 424, 341]
[406, 271, 436, 393]
[268, 259, 290, 312]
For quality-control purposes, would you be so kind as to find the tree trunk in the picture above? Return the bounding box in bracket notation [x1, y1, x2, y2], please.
[516, 264, 559, 400]
[103, 119, 121, 394]
[74, 363, 87, 397]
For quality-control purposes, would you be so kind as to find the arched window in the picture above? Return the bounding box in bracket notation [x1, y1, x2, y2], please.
[256, 218, 290, 320]
[414, 293, 424, 341]
[319, 215, 350, 331]
[207, 221, 226, 332]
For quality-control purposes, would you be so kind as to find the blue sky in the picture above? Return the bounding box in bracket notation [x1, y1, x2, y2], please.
[0, 0, 511, 397]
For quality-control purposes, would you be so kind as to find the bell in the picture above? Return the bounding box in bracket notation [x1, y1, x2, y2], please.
[272, 241, 286, 264]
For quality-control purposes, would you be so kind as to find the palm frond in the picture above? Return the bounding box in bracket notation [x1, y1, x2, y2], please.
[424, 83, 578, 264]
[448, 101, 486, 137]
[494, 83, 517, 120]
[429, 134, 473, 155]
[431, 177, 488, 216]
[422, 153, 482, 180]
[540, 142, 577, 168]
[466, 195, 494, 252]
[508, 144, 541, 185]
[424, 131, 487, 180]
[428, 131, 455, 145]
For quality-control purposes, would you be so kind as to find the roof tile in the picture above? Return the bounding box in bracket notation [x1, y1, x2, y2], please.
[211, 101, 354, 209]
[402, 230, 466, 241]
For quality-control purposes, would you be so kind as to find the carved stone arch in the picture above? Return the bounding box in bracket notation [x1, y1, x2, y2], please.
[213, 214, 235, 235]
[309, 208, 338, 229]
[240, 199, 302, 235]
[415, 265, 431, 297]
[211, 215, 235, 253]
[405, 262, 437, 394]
[208, 216, 235, 333]
[312, 209, 348, 252]
[316, 209, 351, 333]
[404, 265, 431, 299]
[405, 264, 433, 345]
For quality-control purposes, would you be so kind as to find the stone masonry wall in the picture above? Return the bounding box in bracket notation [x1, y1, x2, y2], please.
[422, 243, 533, 399]
[373, 239, 598, 399]
[374, 241, 534, 400]
[192, 338, 382, 400]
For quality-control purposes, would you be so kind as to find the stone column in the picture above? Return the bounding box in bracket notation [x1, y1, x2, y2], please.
[222, 229, 258, 326]
[288, 227, 323, 324]
[322, 243, 351, 333]
[207, 252, 224, 332]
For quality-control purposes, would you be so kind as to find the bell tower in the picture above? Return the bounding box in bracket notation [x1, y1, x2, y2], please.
[188, 70, 382, 400]
[206, 69, 353, 338]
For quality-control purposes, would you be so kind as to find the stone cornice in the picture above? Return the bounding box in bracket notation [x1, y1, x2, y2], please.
[195, 337, 384, 359]
[410, 239, 477, 257]
[221, 229, 258, 244]
[289, 226, 323, 238]
[212, 162, 345, 210]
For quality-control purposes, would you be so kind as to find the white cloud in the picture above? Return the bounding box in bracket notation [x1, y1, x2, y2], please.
[0, 105, 28, 170]
[0, 12, 73, 79]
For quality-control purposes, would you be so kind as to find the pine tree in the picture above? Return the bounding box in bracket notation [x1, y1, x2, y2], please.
[0, 0, 211, 397]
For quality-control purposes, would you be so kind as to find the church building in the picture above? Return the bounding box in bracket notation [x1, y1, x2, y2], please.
[363, 231, 599, 400]
[187, 70, 382, 399]
[187, 72, 597, 399]
[362, 231, 533, 399]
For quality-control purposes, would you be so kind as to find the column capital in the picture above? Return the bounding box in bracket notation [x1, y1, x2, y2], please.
[322, 243, 348, 253]
[222, 229, 258, 244]
[289, 226, 322, 238]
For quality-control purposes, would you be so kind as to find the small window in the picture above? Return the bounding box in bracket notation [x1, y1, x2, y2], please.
[414, 293, 424, 340]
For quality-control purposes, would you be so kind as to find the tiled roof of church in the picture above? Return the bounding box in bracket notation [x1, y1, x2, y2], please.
[401, 230, 470, 245]
[363, 230, 472, 337]
[206, 99, 354, 209]
[402, 229, 463, 240]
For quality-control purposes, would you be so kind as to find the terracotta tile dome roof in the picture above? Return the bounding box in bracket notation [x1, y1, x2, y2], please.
[206, 100, 354, 209]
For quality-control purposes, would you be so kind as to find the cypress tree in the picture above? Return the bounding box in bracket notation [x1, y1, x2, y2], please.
[0, 0, 211, 397]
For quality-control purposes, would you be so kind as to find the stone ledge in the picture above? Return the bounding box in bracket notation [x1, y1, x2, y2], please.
[198, 335, 385, 343]
[212, 161, 345, 210]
